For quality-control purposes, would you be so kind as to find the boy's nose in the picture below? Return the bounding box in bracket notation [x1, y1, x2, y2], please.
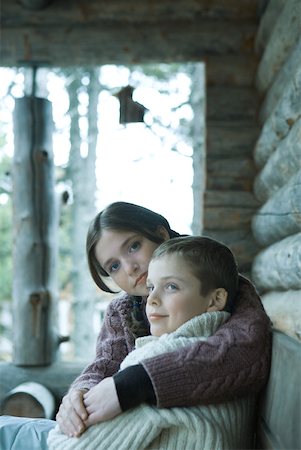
[147, 290, 160, 305]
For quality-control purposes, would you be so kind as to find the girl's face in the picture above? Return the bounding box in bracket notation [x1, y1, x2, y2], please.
[146, 254, 214, 337]
[95, 229, 167, 296]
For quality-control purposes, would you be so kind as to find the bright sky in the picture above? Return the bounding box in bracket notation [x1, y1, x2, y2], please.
[0, 66, 193, 234]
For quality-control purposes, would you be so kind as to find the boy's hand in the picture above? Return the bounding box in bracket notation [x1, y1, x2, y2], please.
[83, 377, 122, 427]
[56, 389, 88, 437]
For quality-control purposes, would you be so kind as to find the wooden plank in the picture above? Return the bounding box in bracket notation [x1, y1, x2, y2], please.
[254, 64, 301, 168]
[12, 97, 58, 366]
[252, 170, 301, 246]
[252, 233, 301, 291]
[2, 0, 260, 25]
[254, 119, 301, 202]
[205, 55, 257, 87]
[206, 156, 257, 178]
[255, 0, 286, 54]
[256, 0, 300, 92]
[259, 38, 301, 123]
[207, 87, 259, 120]
[1, 21, 257, 67]
[207, 121, 259, 158]
[206, 176, 254, 191]
[261, 290, 301, 341]
[203, 206, 255, 230]
[256, 331, 301, 450]
[205, 190, 260, 208]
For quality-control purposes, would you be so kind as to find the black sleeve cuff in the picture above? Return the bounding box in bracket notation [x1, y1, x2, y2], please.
[113, 364, 156, 411]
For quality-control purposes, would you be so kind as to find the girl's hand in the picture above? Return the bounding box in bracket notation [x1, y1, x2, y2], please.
[83, 377, 122, 427]
[56, 389, 88, 437]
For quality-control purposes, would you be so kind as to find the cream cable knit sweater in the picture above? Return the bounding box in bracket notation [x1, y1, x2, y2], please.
[48, 312, 255, 450]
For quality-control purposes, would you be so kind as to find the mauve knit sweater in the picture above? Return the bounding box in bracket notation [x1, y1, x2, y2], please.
[71, 275, 272, 408]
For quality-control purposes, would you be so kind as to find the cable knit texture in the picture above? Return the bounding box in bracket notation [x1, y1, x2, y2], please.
[48, 312, 256, 450]
[70, 275, 271, 408]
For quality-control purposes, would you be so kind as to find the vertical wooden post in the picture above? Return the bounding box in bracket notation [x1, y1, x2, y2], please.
[12, 96, 58, 366]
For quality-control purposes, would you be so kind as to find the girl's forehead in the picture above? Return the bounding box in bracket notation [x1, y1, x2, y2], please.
[95, 229, 137, 262]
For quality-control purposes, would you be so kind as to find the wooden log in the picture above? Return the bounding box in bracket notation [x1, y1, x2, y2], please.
[205, 55, 257, 87]
[261, 290, 301, 341]
[207, 156, 256, 179]
[256, 0, 300, 93]
[259, 38, 301, 123]
[3, 0, 259, 25]
[252, 233, 301, 291]
[1, 20, 257, 67]
[255, 0, 286, 54]
[207, 87, 258, 120]
[205, 190, 260, 208]
[13, 96, 58, 366]
[252, 171, 301, 246]
[206, 175, 254, 192]
[203, 206, 255, 230]
[254, 65, 301, 168]
[0, 382, 55, 419]
[257, 331, 301, 450]
[207, 121, 259, 158]
[0, 361, 86, 407]
[254, 119, 301, 202]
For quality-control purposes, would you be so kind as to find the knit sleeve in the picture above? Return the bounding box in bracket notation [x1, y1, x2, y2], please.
[142, 275, 272, 408]
[70, 295, 135, 391]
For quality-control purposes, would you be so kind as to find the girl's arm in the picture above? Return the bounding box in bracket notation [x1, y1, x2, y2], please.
[142, 275, 272, 408]
[114, 276, 272, 410]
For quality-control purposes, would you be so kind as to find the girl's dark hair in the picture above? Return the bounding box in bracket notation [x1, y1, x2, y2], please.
[86, 201, 180, 293]
[152, 236, 238, 313]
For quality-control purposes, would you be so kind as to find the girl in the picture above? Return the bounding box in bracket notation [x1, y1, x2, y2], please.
[56, 201, 271, 438]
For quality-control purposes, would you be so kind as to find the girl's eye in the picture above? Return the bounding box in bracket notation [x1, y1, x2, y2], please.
[108, 261, 120, 273]
[129, 240, 141, 253]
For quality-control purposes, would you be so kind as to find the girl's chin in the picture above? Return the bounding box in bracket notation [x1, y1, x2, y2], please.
[133, 286, 148, 296]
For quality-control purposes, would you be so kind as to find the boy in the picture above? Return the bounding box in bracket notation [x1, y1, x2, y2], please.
[48, 236, 255, 450]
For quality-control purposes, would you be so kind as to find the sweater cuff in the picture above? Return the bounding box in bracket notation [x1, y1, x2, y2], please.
[113, 364, 156, 411]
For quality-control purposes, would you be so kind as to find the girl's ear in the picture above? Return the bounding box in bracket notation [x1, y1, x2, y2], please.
[156, 226, 170, 241]
[207, 288, 228, 312]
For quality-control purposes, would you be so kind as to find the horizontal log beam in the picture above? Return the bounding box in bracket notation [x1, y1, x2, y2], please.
[4, 0, 260, 25]
[207, 87, 259, 120]
[205, 55, 257, 87]
[254, 119, 301, 202]
[252, 171, 301, 246]
[205, 190, 260, 208]
[1, 21, 257, 67]
[203, 206, 255, 230]
[254, 64, 301, 167]
[256, 0, 300, 92]
[252, 233, 301, 291]
[207, 156, 256, 179]
[207, 121, 259, 157]
[261, 290, 301, 342]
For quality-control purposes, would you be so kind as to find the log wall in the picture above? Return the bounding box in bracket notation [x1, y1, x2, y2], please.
[251, 0, 301, 343]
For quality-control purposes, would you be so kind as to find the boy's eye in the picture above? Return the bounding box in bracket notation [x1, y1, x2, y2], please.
[166, 283, 178, 291]
[146, 285, 154, 293]
[108, 261, 120, 273]
[129, 240, 141, 253]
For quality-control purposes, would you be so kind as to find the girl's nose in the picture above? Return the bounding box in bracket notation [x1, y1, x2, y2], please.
[124, 259, 139, 276]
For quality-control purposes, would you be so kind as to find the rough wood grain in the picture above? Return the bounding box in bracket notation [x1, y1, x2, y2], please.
[252, 171, 301, 246]
[254, 65, 301, 167]
[206, 156, 256, 179]
[259, 38, 301, 123]
[205, 55, 257, 87]
[1, 21, 257, 67]
[252, 233, 301, 291]
[12, 97, 58, 366]
[207, 87, 258, 120]
[207, 121, 259, 157]
[256, 0, 300, 92]
[261, 290, 301, 341]
[255, 0, 286, 53]
[254, 119, 301, 202]
[203, 206, 255, 230]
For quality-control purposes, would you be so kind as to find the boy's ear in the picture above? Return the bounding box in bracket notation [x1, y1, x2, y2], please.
[156, 226, 170, 241]
[207, 288, 228, 312]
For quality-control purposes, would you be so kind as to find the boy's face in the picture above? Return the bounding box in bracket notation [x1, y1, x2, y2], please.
[146, 254, 214, 337]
